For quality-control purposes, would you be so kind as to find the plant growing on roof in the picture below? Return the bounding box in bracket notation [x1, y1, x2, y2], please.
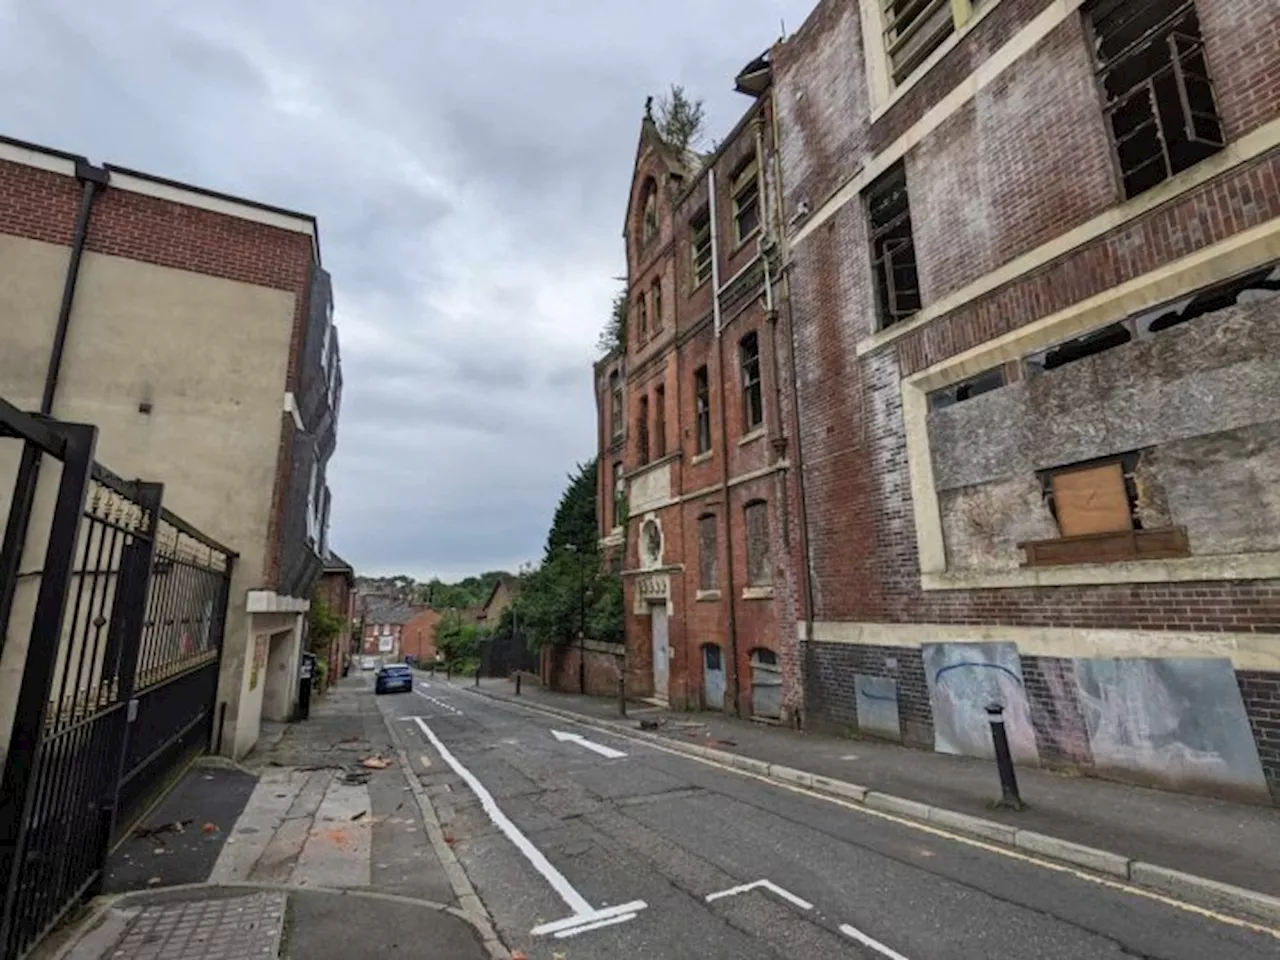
[655, 84, 706, 154]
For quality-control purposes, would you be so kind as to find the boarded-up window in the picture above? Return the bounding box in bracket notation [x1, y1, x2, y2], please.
[744, 501, 771, 587]
[1050, 462, 1134, 536]
[698, 514, 718, 591]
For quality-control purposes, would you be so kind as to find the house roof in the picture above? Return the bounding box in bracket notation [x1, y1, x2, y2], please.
[323, 551, 354, 574]
[361, 594, 422, 625]
[481, 576, 521, 614]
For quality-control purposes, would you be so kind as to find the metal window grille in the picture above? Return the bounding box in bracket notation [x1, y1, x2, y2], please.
[1085, 0, 1224, 199]
[691, 212, 713, 287]
[867, 163, 922, 329]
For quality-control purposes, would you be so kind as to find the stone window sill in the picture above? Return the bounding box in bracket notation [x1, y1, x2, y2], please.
[696, 589, 721, 602]
[691, 450, 713, 465]
[742, 586, 774, 600]
[738, 428, 767, 447]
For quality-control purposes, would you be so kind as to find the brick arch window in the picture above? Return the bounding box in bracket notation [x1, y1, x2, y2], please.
[640, 178, 659, 246]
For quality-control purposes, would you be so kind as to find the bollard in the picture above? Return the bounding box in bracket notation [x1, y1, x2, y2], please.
[618, 671, 627, 718]
[986, 704, 1026, 810]
[475, 666, 480, 687]
[515, 672, 522, 696]
[446, 663, 452, 682]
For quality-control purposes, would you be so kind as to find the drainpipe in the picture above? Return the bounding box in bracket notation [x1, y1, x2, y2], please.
[708, 168, 742, 717]
[0, 161, 108, 657]
[770, 89, 816, 725]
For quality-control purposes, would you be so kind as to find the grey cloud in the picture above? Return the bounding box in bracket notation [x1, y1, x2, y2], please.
[0, 0, 815, 579]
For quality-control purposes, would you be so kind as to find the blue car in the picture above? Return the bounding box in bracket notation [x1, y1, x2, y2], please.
[375, 663, 414, 695]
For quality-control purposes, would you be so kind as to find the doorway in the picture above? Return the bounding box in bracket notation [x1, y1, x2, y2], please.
[650, 604, 669, 700]
[750, 648, 782, 720]
[702, 644, 725, 710]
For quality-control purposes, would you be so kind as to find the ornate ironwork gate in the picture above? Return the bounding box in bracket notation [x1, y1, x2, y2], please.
[0, 399, 235, 959]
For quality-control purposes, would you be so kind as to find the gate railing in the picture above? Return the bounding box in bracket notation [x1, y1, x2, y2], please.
[0, 399, 235, 959]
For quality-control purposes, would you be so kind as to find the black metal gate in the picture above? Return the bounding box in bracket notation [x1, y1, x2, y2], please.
[0, 399, 235, 959]
[482, 630, 539, 678]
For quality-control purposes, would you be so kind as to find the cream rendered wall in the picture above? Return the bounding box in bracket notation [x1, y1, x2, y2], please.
[0, 233, 297, 760]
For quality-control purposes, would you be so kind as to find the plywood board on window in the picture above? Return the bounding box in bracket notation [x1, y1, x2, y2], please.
[1052, 462, 1132, 536]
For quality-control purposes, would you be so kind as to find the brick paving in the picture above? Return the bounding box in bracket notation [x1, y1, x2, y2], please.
[110, 892, 285, 960]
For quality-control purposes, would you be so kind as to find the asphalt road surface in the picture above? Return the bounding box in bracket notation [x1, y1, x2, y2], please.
[375, 676, 1280, 960]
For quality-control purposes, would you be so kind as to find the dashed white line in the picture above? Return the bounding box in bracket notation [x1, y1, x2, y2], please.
[551, 730, 627, 759]
[415, 687, 463, 715]
[839, 923, 912, 960]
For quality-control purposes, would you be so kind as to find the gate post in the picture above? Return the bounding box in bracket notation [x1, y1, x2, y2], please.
[0, 422, 97, 950]
[206, 556, 236, 752]
[93, 481, 163, 892]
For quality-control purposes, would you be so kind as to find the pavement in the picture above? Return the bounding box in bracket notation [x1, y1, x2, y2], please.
[38, 674, 495, 960]
[40, 670, 1280, 960]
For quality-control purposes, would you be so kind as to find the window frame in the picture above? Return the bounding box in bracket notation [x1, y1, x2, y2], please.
[879, 0, 976, 89]
[650, 277, 663, 331]
[698, 512, 719, 591]
[609, 371, 623, 442]
[866, 161, 923, 331]
[693, 365, 712, 455]
[640, 178, 659, 246]
[653, 384, 667, 459]
[637, 394, 650, 465]
[636, 289, 648, 342]
[690, 209, 713, 289]
[739, 332, 764, 432]
[743, 499, 772, 588]
[731, 157, 761, 248]
[1083, 0, 1225, 201]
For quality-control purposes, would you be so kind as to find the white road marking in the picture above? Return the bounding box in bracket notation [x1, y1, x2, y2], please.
[409, 716, 647, 938]
[840, 923, 912, 960]
[551, 729, 627, 760]
[705, 879, 814, 911]
[554, 912, 638, 938]
[414, 688, 463, 715]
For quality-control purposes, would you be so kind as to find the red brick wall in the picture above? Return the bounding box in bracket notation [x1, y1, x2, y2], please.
[543, 642, 627, 698]
[401, 608, 442, 662]
[1200, 0, 1280, 141]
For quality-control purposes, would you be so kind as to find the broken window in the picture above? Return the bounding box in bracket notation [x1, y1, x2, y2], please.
[698, 513, 719, 591]
[732, 157, 761, 245]
[1137, 260, 1280, 334]
[641, 179, 659, 245]
[637, 394, 650, 465]
[612, 461, 625, 529]
[740, 332, 764, 431]
[928, 366, 1008, 411]
[744, 500, 772, 587]
[691, 209, 713, 288]
[1025, 323, 1133, 376]
[883, 0, 971, 85]
[1085, 0, 1224, 199]
[694, 365, 712, 454]
[609, 371, 623, 441]
[654, 385, 667, 459]
[651, 278, 663, 331]
[866, 163, 922, 330]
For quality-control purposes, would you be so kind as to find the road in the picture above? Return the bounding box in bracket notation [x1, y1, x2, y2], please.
[375, 676, 1279, 959]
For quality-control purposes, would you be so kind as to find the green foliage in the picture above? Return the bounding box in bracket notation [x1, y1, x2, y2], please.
[598, 286, 628, 358]
[504, 458, 624, 650]
[420, 570, 508, 610]
[433, 610, 491, 669]
[656, 84, 706, 154]
[307, 596, 345, 654]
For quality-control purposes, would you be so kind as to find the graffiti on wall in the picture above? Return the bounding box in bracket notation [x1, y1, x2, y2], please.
[1073, 657, 1270, 802]
[854, 674, 902, 742]
[922, 642, 1040, 764]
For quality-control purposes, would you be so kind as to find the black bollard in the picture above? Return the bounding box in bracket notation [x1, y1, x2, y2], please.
[515, 672, 522, 696]
[475, 666, 480, 687]
[986, 704, 1026, 810]
[618, 670, 627, 718]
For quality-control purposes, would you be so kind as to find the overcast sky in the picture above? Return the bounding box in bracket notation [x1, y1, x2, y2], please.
[0, 0, 815, 582]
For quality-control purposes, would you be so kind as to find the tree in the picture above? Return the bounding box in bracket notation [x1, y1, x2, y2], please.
[597, 285, 628, 357]
[307, 596, 345, 655]
[656, 84, 706, 154]
[433, 610, 485, 670]
[545, 460, 599, 556]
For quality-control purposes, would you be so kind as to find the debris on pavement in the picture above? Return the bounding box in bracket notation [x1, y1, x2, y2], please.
[342, 770, 371, 786]
[359, 755, 393, 769]
[639, 720, 661, 730]
[202, 822, 219, 834]
[133, 818, 192, 840]
[351, 810, 367, 821]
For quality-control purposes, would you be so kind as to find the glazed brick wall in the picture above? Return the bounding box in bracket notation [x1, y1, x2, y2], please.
[803, 641, 933, 746]
[1199, 0, 1280, 141]
[896, 152, 1280, 377]
[908, 16, 1118, 303]
[1236, 672, 1280, 800]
